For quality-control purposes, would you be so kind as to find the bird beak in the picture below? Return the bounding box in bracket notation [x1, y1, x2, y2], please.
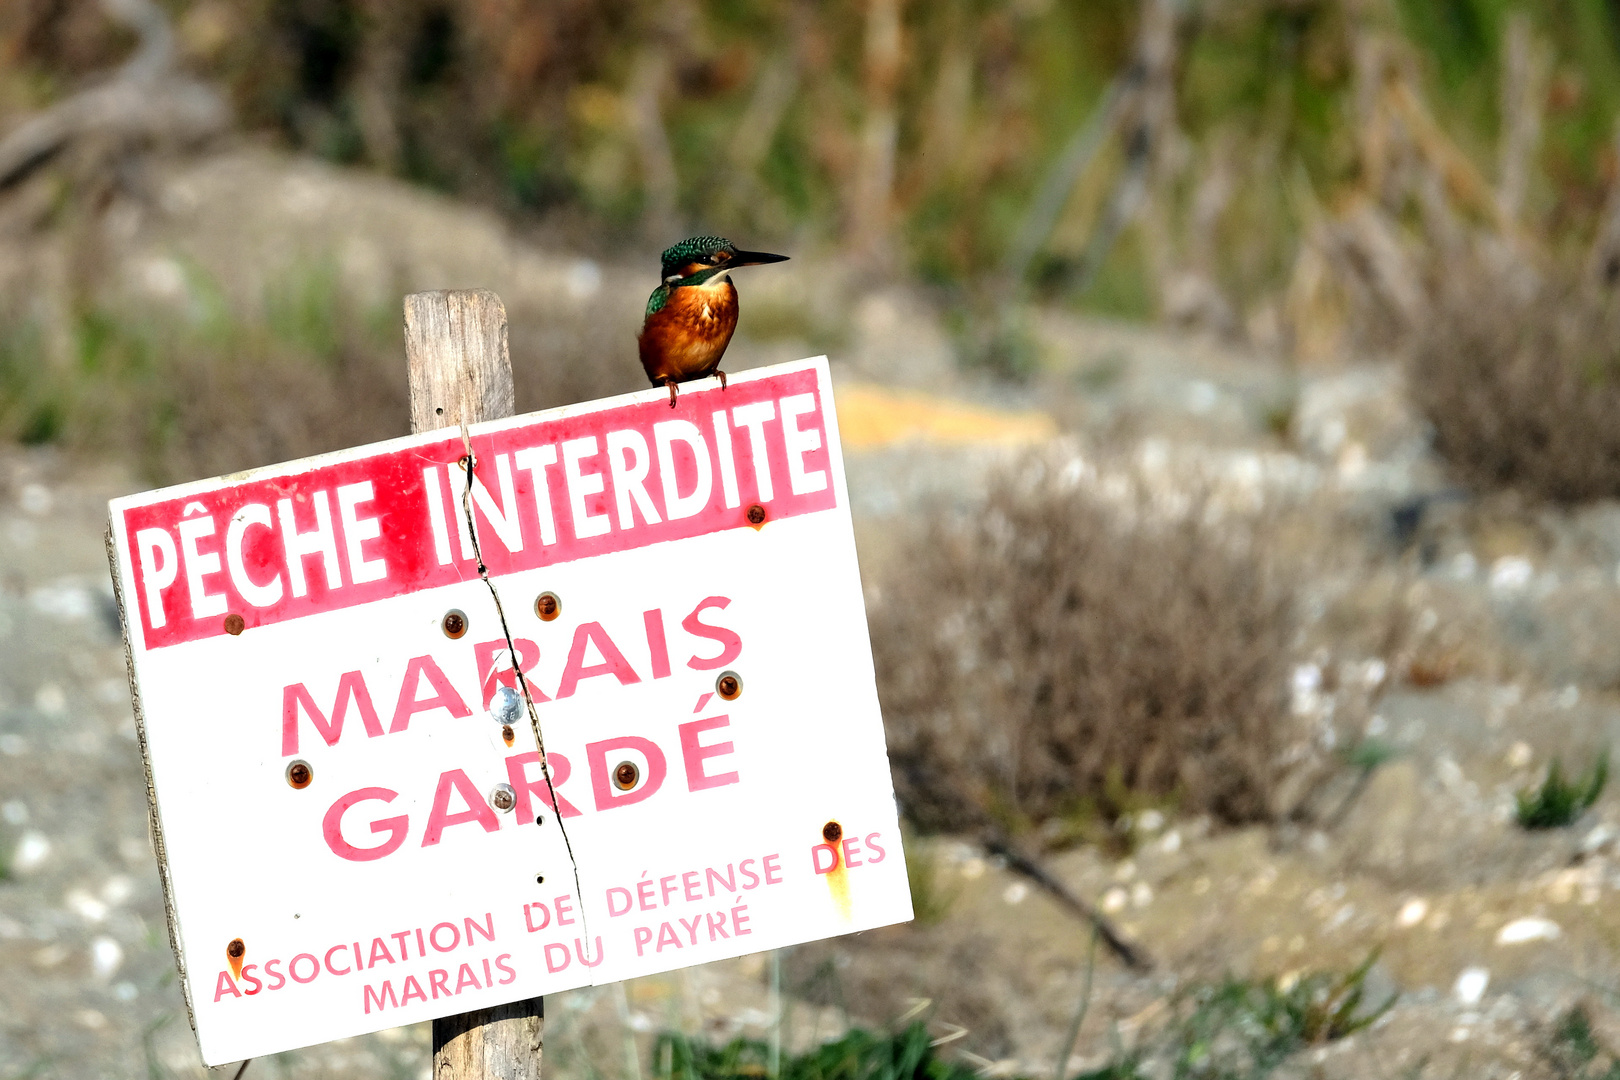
[730, 250, 789, 267]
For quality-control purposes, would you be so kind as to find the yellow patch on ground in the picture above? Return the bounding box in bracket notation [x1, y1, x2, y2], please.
[834, 383, 1057, 450]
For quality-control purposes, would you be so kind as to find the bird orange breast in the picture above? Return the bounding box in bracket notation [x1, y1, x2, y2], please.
[639, 281, 739, 385]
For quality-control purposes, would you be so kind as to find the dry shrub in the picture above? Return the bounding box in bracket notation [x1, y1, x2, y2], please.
[1409, 262, 1620, 503]
[0, 274, 641, 484]
[871, 458, 1296, 833]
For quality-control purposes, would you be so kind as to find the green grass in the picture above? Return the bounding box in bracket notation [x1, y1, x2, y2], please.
[1516, 750, 1608, 829]
[649, 1024, 979, 1080]
[650, 955, 1392, 1080]
[902, 843, 958, 928]
[1145, 953, 1394, 1078]
[0, 262, 404, 483]
[1545, 1006, 1620, 1078]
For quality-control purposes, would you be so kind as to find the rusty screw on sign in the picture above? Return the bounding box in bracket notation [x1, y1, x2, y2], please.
[534, 591, 561, 621]
[745, 503, 767, 528]
[823, 821, 843, 843]
[442, 609, 468, 639]
[285, 760, 313, 789]
[716, 671, 743, 701]
[613, 761, 640, 791]
[226, 938, 245, 979]
[489, 784, 516, 813]
[223, 613, 245, 636]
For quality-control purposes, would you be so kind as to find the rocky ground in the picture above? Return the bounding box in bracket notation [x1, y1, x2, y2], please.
[5, 147, 1620, 1080]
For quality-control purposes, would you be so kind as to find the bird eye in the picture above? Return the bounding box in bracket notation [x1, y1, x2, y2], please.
[714, 250, 732, 262]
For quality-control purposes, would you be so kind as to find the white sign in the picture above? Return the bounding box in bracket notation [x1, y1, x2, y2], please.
[107, 357, 911, 1065]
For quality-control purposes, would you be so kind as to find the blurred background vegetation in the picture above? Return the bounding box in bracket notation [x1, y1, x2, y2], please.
[11, 0, 1620, 330]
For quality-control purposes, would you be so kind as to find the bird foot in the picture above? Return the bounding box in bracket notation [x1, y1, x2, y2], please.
[668, 383, 679, 408]
[717, 370, 728, 391]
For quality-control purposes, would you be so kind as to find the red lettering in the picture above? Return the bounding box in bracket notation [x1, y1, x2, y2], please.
[264, 959, 285, 990]
[429, 969, 451, 999]
[429, 922, 460, 952]
[683, 597, 742, 670]
[864, 833, 886, 863]
[473, 638, 546, 708]
[213, 970, 241, 1002]
[421, 769, 500, 846]
[634, 926, 652, 955]
[364, 981, 398, 1014]
[505, 751, 582, 819]
[454, 964, 481, 993]
[811, 844, 840, 874]
[576, 937, 604, 967]
[841, 837, 864, 868]
[281, 672, 381, 755]
[289, 954, 320, 984]
[324, 944, 352, 975]
[644, 609, 671, 679]
[706, 865, 735, 895]
[465, 913, 495, 945]
[525, 902, 551, 932]
[556, 623, 642, 698]
[240, 964, 263, 995]
[495, 954, 517, 984]
[390, 655, 472, 733]
[679, 716, 739, 790]
[368, 938, 395, 966]
[401, 975, 427, 1005]
[545, 942, 571, 972]
[322, 787, 408, 862]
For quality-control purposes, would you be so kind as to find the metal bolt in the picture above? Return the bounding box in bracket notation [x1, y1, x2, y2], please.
[613, 761, 639, 791]
[501, 725, 515, 746]
[489, 685, 523, 726]
[223, 613, 245, 636]
[716, 671, 743, 701]
[535, 592, 561, 621]
[822, 821, 843, 843]
[226, 938, 245, 960]
[489, 784, 516, 813]
[746, 504, 767, 526]
[442, 609, 468, 639]
[285, 760, 313, 789]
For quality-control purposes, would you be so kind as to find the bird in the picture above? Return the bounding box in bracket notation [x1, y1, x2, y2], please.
[638, 235, 789, 407]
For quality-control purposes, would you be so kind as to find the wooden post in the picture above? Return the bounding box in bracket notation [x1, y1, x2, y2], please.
[405, 288, 543, 1080]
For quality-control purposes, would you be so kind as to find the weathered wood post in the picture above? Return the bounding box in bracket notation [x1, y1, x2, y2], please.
[404, 288, 543, 1080]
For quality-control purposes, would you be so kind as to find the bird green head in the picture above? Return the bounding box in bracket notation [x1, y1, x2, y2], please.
[659, 236, 788, 287]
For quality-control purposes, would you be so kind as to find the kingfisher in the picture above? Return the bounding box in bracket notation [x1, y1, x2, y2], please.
[639, 235, 788, 406]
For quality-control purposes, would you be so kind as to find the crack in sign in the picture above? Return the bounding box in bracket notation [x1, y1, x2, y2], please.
[455, 424, 587, 938]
